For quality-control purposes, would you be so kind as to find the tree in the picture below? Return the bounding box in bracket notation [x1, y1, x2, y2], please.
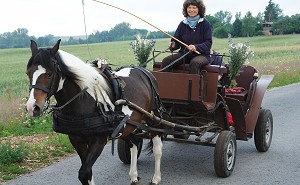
[232, 13, 242, 37]
[67, 37, 79, 45]
[214, 11, 232, 24]
[241, 12, 257, 37]
[213, 24, 232, 38]
[264, 0, 282, 22]
[290, 14, 300, 34]
[253, 13, 264, 36]
[109, 22, 132, 41]
[206, 15, 222, 31]
[272, 15, 300, 35]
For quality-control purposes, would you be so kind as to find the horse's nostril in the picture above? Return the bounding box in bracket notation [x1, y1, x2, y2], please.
[33, 105, 41, 117]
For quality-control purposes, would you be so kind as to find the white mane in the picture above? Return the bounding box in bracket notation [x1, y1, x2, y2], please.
[58, 50, 114, 110]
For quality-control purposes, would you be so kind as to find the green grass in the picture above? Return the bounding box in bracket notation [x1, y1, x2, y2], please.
[0, 141, 28, 165]
[1, 35, 299, 100]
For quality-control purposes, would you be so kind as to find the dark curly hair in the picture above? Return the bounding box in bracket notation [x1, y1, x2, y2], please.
[182, 0, 206, 18]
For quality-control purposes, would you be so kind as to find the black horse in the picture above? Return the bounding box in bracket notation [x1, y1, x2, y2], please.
[26, 39, 164, 185]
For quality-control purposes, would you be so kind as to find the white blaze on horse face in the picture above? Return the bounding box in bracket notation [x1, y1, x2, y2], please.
[26, 65, 46, 116]
[115, 67, 132, 77]
[129, 144, 139, 183]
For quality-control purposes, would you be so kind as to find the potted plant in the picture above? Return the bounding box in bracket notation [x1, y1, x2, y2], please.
[129, 32, 156, 68]
[228, 34, 254, 88]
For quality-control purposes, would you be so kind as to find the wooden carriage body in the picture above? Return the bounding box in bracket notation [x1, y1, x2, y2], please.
[151, 61, 273, 141]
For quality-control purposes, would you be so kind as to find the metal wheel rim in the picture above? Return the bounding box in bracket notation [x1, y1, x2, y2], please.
[226, 139, 235, 170]
[265, 117, 272, 144]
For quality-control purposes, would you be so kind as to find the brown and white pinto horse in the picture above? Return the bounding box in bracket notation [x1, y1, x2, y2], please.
[26, 39, 163, 185]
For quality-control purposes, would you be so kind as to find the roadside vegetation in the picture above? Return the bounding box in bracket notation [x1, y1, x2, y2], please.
[0, 34, 299, 182]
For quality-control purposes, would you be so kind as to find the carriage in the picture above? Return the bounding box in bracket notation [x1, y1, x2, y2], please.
[26, 40, 274, 184]
[117, 50, 274, 178]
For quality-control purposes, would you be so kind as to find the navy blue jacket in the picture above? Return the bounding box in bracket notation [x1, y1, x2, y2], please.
[171, 18, 212, 61]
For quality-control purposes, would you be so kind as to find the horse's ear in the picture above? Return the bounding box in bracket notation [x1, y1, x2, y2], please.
[30, 40, 38, 56]
[51, 39, 61, 56]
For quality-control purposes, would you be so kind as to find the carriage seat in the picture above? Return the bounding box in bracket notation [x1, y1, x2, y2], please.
[226, 65, 258, 103]
[153, 61, 227, 74]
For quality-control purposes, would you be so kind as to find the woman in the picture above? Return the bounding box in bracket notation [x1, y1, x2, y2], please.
[160, 0, 212, 74]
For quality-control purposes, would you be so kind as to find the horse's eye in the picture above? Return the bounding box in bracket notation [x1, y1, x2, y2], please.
[45, 73, 53, 78]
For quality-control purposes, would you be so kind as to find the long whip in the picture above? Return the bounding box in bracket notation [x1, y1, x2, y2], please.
[91, 0, 200, 54]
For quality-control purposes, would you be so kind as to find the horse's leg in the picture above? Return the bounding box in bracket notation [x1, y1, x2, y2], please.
[122, 134, 142, 185]
[69, 135, 108, 185]
[150, 135, 163, 185]
[129, 143, 140, 185]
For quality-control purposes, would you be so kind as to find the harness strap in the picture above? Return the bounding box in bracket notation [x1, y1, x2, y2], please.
[134, 66, 168, 118]
[30, 85, 50, 93]
[139, 48, 169, 67]
[51, 87, 88, 111]
[111, 114, 129, 155]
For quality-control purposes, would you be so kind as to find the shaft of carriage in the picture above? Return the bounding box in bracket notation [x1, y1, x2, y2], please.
[115, 99, 215, 133]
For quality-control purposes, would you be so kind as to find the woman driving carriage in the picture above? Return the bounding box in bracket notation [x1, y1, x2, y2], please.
[160, 0, 212, 74]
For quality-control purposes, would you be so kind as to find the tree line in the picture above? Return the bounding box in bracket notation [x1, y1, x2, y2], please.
[0, 0, 299, 49]
[206, 0, 300, 38]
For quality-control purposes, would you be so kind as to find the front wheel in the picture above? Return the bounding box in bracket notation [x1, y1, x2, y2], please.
[214, 130, 237, 177]
[254, 109, 273, 152]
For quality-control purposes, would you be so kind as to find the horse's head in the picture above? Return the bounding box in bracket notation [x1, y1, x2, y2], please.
[26, 39, 62, 117]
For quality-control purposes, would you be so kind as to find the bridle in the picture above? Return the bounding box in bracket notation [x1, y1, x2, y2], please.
[29, 55, 89, 113]
[29, 56, 61, 112]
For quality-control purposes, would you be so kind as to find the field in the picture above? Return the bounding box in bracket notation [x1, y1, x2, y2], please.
[0, 34, 299, 181]
[1, 34, 300, 130]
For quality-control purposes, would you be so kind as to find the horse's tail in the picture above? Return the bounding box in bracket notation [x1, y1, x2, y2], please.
[144, 139, 154, 155]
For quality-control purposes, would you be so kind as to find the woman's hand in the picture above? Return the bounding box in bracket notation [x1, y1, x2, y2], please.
[187, 44, 197, 52]
[168, 41, 176, 50]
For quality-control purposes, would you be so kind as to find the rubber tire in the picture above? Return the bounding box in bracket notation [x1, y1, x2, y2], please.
[214, 130, 237, 177]
[117, 137, 143, 164]
[254, 109, 273, 152]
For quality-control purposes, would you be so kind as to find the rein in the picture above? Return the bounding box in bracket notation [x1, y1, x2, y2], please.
[51, 87, 89, 111]
[158, 51, 191, 72]
[138, 48, 169, 67]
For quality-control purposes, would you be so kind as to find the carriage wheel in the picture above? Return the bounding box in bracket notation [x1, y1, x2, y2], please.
[254, 109, 273, 152]
[214, 130, 237, 177]
[117, 136, 143, 164]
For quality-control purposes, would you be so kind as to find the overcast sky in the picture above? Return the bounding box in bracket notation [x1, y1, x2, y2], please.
[0, 0, 298, 37]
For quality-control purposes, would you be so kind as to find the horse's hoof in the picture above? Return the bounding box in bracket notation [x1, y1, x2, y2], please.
[149, 181, 158, 185]
[130, 177, 142, 185]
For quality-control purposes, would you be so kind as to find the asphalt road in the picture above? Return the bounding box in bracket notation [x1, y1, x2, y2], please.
[3, 83, 300, 185]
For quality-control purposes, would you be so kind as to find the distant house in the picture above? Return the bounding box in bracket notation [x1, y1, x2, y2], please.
[263, 22, 273, 36]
